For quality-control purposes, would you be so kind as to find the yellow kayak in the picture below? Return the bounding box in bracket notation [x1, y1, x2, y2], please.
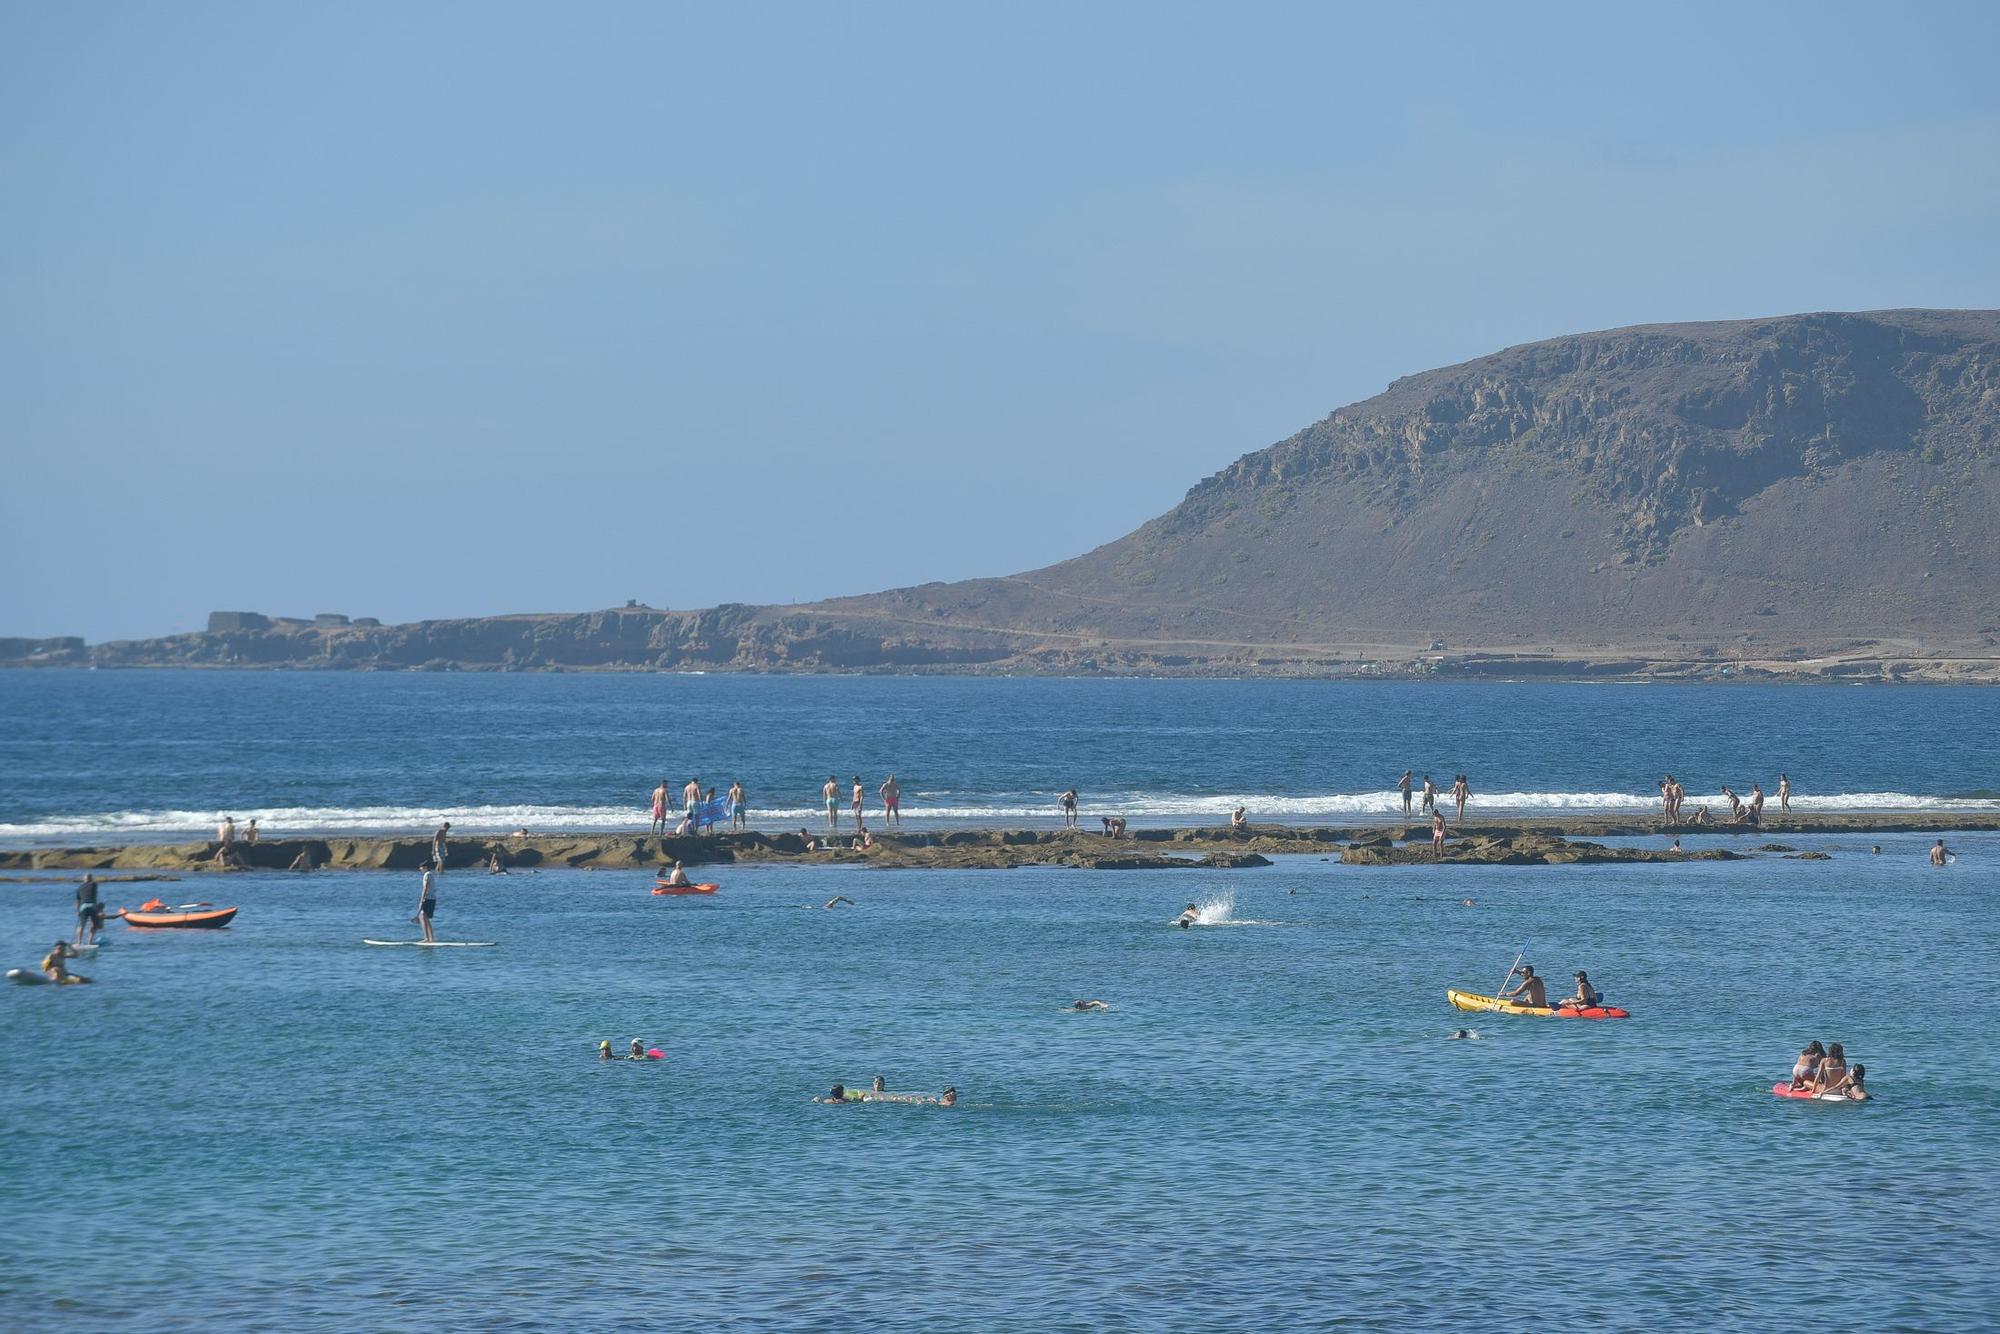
[1447, 988, 1628, 1019]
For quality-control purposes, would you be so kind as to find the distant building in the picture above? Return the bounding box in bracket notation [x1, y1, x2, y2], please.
[314, 613, 351, 627]
[351, 617, 381, 628]
[206, 612, 271, 633]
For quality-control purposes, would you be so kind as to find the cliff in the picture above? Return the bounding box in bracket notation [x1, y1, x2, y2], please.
[11, 309, 1998, 680]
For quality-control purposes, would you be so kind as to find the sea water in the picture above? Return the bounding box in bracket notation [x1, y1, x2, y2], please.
[2, 673, 1997, 1327]
[1, 671, 1996, 838]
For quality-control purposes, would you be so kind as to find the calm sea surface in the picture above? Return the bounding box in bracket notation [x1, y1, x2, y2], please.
[1, 671, 1996, 838]
[1, 674, 1997, 1328]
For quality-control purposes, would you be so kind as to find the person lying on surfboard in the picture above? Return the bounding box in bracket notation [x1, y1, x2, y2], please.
[1498, 964, 1548, 1008]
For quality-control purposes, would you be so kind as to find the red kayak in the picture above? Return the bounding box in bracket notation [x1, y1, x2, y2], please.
[651, 882, 718, 896]
[124, 905, 238, 929]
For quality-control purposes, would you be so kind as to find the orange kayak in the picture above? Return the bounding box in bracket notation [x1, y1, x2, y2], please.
[124, 906, 238, 929]
[651, 883, 718, 896]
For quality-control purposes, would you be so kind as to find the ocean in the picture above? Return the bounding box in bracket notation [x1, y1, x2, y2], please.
[1, 671, 1996, 839]
[2, 672, 1997, 1328]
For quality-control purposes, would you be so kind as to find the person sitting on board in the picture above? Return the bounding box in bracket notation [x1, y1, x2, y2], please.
[1560, 971, 1602, 1009]
[41, 940, 85, 984]
[1811, 1042, 1849, 1093]
[1821, 1063, 1869, 1100]
[1499, 964, 1549, 1009]
[659, 861, 692, 888]
[1788, 1041, 1825, 1090]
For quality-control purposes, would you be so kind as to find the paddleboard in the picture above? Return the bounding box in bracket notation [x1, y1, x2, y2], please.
[362, 940, 497, 948]
[8, 968, 89, 985]
[1772, 1081, 1861, 1102]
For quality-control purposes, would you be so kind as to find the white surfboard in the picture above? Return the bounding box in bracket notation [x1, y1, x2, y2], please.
[362, 940, 497, 948]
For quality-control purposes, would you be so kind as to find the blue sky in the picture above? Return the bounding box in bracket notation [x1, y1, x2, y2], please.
[4, 1, 1997, 641]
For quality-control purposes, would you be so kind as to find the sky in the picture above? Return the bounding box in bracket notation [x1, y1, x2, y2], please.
[3, 1, 1998, 642]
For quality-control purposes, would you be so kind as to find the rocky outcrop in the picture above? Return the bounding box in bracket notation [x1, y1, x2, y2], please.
[9, 310, 1997, 678]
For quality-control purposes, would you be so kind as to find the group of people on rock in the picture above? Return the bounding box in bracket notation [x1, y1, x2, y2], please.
[1397, 771, 1472, 822]
[650, 778, 749, 837]
[1788, 1040, 1869, 1099]
[1660, 773, 1792, 827]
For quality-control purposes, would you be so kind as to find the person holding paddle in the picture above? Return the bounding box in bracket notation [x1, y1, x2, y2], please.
[1499, 963, 1548, 1009]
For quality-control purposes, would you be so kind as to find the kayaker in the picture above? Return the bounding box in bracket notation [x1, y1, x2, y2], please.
[1562, 971, 1602, 1009]
[416, 860, 438, 944]
[1499, 964, 1548, 1009]
[1812, 1042, 1849, 1093]
[1788, 1040, 1825, 1090]
[661, 861, 691, 888]
[74, 873, 104, 946]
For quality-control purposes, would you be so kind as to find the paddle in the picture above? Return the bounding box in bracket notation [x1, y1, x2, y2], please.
[1494, 941, 1528, 1006]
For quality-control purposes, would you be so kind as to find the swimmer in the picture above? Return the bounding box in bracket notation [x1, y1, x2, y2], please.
[1173, 903, 1199, 929]
[1071, 999, 1110, 1012]
[487, 850, 508, 875]
[938, 1086, 958, 1107]
[599, 1040, 615, 1061]
[824, 895, 856, 909]
[629, 1039, 646, 1060]
[1871, 845, 1882, 855]
[1460, 898, 1476, 907]
[1447, 1028, 1480, 1040]
[815, 1083, 861, 1104]
[288, 849, 315, 871]
[1930, 839, 1955, 866]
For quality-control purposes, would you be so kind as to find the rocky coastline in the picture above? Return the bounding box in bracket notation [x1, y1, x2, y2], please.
[2, 813, 1987, 875]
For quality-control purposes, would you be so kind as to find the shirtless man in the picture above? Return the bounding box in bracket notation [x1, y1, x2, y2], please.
[1421, 775, 1437, 815]
[683, 778, 702, 816]
[879, 774, 902, 827]
[1930, 839, 1955, 866]
[1231, 805, 1248, 829]
[651, 778, 671, 836]
[662, 860, 691, 887]
[1398, 770, 1414, 819]
[1778, 773, 1792, 815]
[1499, 964, 1548, 1009]
[729, 780, 747, 831]
[823, 776, 841, 833]
[851, 776, 866, 831]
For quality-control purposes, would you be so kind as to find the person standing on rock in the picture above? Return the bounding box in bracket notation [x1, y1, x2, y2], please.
[1451, 775, 1471, 822]
[729, 780, 747, 831]
[432, 821, 450, 867]
[651, 778, 671, 836]
[1749, 783, 1766, 824]
[879, 774, 902, 827]
[245, 818, 260, 844]
[1778, 774, 1792, 815]
[1059, 789, 1079, 828]
[1398, 771, 1414, 819]
[823, 776, 841, 833]
[851, 776, 866, 832]
[1421, 775, 1437, 815]
[1432, 810, 1447, 861]
[682, 777, 702, 816]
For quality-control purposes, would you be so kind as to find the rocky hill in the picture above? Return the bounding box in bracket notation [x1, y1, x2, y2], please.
[13, 309, 1999, 680]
